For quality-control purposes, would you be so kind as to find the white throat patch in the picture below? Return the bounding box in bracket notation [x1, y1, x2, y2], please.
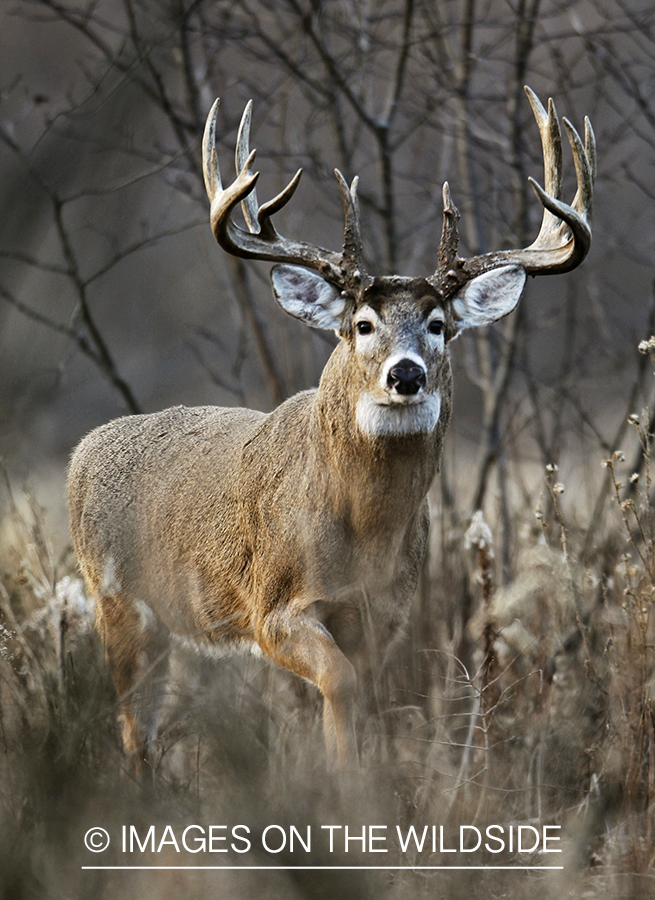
[356, 390, 442, 437]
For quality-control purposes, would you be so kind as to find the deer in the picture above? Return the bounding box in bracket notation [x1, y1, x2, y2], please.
[68, 87, 595, 775]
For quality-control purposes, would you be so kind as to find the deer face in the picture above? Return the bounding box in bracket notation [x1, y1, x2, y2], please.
[346, 278, 448, 437]
[271, 263, 526, 438]
[206, 89, 594, 441]
[206, 88, 594, 433]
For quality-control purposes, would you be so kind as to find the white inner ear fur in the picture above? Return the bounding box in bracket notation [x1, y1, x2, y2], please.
[271, 264, 345, 331]
[452, 265, 526, 332]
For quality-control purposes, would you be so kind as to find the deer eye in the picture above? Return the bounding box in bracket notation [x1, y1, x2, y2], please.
[356, 320, 374, 335]
[428, 319, 444, 336]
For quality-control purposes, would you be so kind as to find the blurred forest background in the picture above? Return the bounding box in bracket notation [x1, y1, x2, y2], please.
[0, 0, 653, 550]
[1, 1, 655, 898]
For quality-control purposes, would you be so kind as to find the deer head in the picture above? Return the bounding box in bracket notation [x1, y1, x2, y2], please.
[68, 89, 595, 779]
[203, 88, 594, 442]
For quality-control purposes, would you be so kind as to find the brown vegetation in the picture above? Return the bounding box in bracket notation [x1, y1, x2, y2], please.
[2, 404, 655, 897]
[1, 1, 655, 896]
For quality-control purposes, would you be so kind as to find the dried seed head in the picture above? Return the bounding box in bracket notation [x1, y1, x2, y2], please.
[464, 510, 494, 554]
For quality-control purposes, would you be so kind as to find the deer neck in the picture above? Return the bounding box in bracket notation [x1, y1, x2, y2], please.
[311, 344, 451, 525]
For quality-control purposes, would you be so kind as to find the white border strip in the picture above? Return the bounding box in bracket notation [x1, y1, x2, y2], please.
[82, 865, 563, 871]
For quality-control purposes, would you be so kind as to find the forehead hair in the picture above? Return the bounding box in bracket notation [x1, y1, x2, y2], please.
[337, 275, 458, 341]
[357, 276, 443, 315]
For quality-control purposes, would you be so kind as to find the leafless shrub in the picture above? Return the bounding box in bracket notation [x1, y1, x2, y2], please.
[3, 384, 655, 897]
[2, 443, 655, 897]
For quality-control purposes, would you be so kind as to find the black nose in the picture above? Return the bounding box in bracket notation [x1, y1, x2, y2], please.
[387, 359, 427, 395]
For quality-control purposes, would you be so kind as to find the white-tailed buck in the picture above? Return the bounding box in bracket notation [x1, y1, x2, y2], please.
[68, 87, 595, 773]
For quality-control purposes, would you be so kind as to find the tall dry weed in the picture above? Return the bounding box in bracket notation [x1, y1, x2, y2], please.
[1, 397, 655, 898]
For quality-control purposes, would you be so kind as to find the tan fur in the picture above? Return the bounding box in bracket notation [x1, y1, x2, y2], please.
[68, 283, 457, 773]
[69, 88, 595, 775]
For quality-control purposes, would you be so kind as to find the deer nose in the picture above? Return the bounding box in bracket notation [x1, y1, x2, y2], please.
[387, 359, 427, 395]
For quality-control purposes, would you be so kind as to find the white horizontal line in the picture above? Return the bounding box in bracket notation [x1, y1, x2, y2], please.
[82, 865, 564, 871]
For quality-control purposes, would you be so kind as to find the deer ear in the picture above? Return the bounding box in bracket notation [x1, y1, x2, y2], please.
[451, 265, 526, 332]
[271, 264, 346, 331]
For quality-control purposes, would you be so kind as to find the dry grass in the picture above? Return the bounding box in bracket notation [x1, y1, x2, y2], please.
[1, 419, 654, 899]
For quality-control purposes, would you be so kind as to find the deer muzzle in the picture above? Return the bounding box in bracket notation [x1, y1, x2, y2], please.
[387, 358, 427, 396]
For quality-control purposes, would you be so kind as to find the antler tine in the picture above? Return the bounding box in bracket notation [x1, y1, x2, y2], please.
[455, 86, 594, 280]
[566, 115, 595, 223]
[585, 117, 597, 183]
[524, 88, 563, 246]
[202, 98, 223, 200]
[235, 101, 304, 240]
[525, 88, 562, 200]
[203, 98, 261, 258]
[256, 170, 304, 236]
[334, 169, 368, 280]
[203, 99, 357, 286]
[235, 100, 259, 233]
[437, 182, 460, 274]
[526, 113, 593, 269]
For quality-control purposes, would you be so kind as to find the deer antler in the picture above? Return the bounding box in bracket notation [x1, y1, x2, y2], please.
[203, 99, 370, 290]
[433, 86, 596, 286]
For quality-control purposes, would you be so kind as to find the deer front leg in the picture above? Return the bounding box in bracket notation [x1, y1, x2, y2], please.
[96, 592, 170, 780]
[256, 608, 359, 769]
